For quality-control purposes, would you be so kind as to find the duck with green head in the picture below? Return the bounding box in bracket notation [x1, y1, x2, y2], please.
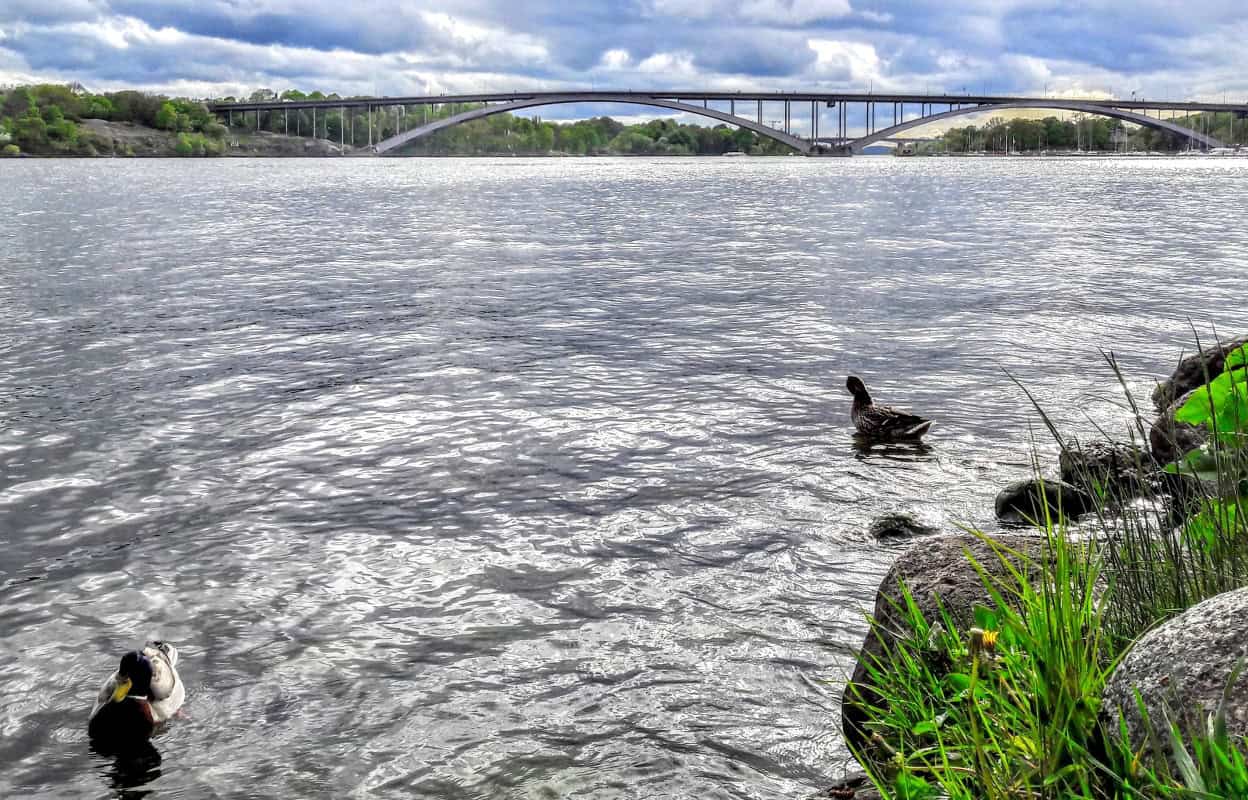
[88, 641, 185, 749]
[846, 375, 933, 440]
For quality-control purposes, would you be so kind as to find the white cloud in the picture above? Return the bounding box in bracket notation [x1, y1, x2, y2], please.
[416, 11, 549, 66]
[636, 51, 697, 78]
[58, 16, 186, 50]
[599, 48, 630, 70]
[857, 10, 893, 23]
[807, 39, 883, 84]
[740, 0, 852, 24]
[1001, 54, 1052, 87]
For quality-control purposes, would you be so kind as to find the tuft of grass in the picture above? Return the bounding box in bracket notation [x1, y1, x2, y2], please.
[850, 334, 1248, 799]
[851, 522, 1116, 799]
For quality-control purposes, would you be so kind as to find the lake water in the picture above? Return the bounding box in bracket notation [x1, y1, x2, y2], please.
[1, 156, 1246, 799]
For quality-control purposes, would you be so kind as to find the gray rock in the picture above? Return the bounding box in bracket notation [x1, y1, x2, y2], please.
[1059, 439, 1153, 500]
[868, 512, 940, 540]
[1149, 389, 1207, 466]
[842, 532, 1048, 768]
[994, 478, 1097, 525]
[1101, 586, 1248, 761]
[1152, 335, 1248, 412]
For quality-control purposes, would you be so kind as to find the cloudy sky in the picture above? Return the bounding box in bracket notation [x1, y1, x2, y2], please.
[2, 0, 1247, 124]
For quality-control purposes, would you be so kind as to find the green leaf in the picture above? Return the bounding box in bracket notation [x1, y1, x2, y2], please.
[1167, 714, 1208, 793]
[946, 672, 971, 692]
[1176, 386, 1216, 426]
[893, 773, 936, 800]
[911, 719, 938, 736]
[1227, 345, 1248, 370]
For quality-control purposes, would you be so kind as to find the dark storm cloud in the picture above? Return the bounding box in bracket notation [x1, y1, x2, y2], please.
[694, 32, 817, 76]
[108, 0, 432, 55]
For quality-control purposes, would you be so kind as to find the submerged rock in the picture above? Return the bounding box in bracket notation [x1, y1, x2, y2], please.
[1152, 335, 1248, 412]
[842, 532, 1049, 769]
[867, 512, 940, 540]
[807, 772, 882, 800]
[1059, 439, 1153, 500]
[1149, 388, 1208, 467]
[1101, 586, 1248, 762]
[994, 478, 1097, 525]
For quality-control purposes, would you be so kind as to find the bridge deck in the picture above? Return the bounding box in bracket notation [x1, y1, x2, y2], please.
[209, 91, 1248, 115]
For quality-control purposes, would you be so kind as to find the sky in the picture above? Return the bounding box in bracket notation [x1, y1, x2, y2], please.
[2, 0, 1247, 128]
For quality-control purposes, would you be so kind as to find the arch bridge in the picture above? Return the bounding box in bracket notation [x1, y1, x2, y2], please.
[208, 90, 1245, 155]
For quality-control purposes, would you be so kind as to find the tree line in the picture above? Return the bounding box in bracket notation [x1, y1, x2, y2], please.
[6, 82, 1242, 157]
[222, 88, 794, 155]
[934, 112, 1245, 153]
[0, 83, 797, 157]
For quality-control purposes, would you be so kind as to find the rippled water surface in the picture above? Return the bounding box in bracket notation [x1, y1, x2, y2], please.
[2, 157, 1247, 798]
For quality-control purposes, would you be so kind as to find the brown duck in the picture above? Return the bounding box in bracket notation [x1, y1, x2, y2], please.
[846, 375, 933, 440]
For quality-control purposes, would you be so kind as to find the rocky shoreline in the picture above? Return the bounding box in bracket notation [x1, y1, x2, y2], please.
[819, 336, 1248, 798]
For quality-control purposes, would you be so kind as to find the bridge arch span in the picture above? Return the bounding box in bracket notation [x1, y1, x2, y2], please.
[852, 100, 1223, 152]
[373, 94, 814, 155]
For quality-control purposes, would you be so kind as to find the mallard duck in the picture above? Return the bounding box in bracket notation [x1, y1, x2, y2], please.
[846, 375, 933, 440]
[88, 641, 185, 747]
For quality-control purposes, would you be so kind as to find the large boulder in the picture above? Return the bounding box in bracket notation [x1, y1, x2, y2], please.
[842, 533, 1048, 767]
[1059, 439, 1153, 500]
[1149, 389, 1207, 466]
[1101, 587, 1248, 760]
[994, 478, 1097, 525]
[1152, 336, 1248, 412]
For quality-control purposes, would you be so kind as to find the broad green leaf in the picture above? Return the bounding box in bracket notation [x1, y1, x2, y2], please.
[911, 719, 938, 736]
[946, 672, 971, 692]
[893, 773, 936, 800]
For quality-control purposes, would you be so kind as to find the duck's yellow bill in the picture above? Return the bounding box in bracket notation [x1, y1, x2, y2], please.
[111, 678, 132, 703]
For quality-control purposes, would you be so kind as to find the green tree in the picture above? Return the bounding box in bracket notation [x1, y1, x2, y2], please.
[12, 113, 48, 150]
[534, 122, 555, 152]
[731, 126, 755, 153]
[2, 88, 36, 120]
[155, 102, 179, 131]
[608, 130, 653, 154]
[2, 143, 19, 156]
[174, 132, 195, 155]
[81, 94, 115, 119]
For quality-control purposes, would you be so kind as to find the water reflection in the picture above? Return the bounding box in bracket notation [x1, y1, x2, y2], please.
[851, 435, 935, 463]
[92, 740, 162, 799]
